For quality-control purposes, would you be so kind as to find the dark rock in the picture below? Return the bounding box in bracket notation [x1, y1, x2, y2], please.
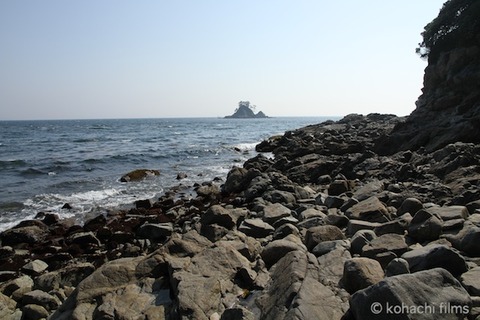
[0, 225, 49, 247]
[66, 231, 101, 247]
[347, 220, 381, 237]
[34, 262, 95, 292]
[135, 199, 152, 209]
[350, 230, 376, 255]
[238, 219, 274, 238]
[22, 304, 50, 319]
[401, 244, 468, 277]
[262, 203, 291, 225]
[83, 214, 106, 232]
[120, 169, 160, 182]
[328, 180, 349, 196]
[62, 203, 72, 209]
[136, 223, 173, 241]
[397, 197, 423, 216]
[272, 223, 300, 240]
[312, 239, 350, 257]
[342, 257, 384, 294]
[346, 196, 391, 223]
[361, 234, 408, 267]
[385, 258, 410, 277]
[305, 225, 345, 251]
[407, 209, 443, 242]
[446, 221, 480, 256]
[176, 172, 187, 180]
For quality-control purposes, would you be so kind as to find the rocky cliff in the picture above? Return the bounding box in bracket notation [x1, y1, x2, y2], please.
[375, 0, 480, 154]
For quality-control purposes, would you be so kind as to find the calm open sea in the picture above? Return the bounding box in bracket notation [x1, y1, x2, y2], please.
[0, 117, 336, 231]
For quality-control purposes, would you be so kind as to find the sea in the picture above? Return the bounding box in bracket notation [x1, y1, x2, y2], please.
[0, 117, 337, 231]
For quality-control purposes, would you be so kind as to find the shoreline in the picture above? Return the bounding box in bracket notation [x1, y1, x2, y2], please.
[1, 113, 479, 319]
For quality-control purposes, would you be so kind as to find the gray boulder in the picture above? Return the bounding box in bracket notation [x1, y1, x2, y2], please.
[238, 219, 274, 238]
[460, 266, 480, 296]
[408, 209, 443, 242]
[401, 244, 468, 277]
[346, 196, 391, 223]
[257, 250, 347, 320]
[304, 225, 345, 251]
[349, 268, 471, 319]
[342, 257, 384, 294]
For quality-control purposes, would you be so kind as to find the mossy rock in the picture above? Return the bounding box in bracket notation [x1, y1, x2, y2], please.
[120, 169, 160, 182]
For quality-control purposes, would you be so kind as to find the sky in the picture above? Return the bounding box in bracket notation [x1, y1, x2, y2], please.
[0, 1, 446, 120]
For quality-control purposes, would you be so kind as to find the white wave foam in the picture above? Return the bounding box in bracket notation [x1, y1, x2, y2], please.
[234, 142, 258, 151]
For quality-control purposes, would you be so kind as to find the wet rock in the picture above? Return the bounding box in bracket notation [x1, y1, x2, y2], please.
[135, 198, 152, 209]
[0, 225, 49, 247]
[136, 223, 173, 241]
[120, 169, 160, 182]
[349, 268, 471, 319]
[342, 257, 384, 294]
[66, 231, 101, 248]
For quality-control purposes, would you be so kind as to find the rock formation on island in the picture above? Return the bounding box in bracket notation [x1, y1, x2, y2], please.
[375, 0, 480, 154]
[225, 101, 268, 118]
[1, 1, 480, 320]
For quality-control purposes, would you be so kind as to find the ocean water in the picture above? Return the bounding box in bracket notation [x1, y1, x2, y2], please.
[0, 117, 336, 231]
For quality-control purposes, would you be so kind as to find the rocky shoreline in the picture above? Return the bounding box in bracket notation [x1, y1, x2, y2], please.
[1, 113, 480, 319]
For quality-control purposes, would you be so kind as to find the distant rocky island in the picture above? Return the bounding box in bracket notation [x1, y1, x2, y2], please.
[225, 101, 268, 118]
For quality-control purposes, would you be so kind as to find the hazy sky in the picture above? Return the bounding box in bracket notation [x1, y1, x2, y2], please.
[0, 1, 445, 120]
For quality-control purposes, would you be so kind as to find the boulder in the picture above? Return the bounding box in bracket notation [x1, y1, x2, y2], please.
[34, 262, 95, 292]
[238, 219, 274, 238]
[401, 244, 468, 277]
[342, 257, 384, 294]
[361, 234, 408, 267]
[201, 205, 240, 229]
[22, 259, 48, 276]
[0, 225, 48, 246]
[262, 203, 292, 225]
[257, 250, 347, 319]
[304, 225, 345, 251]
[397, 197, 423, 216]
[460, 266, 480, 296]
[22, 289, 60, 311]
[350, 230, 376, 255]
[136, 223, 173, 241]
[349, 268, 471, 319]
[119, 169, 160, 182]
[312, 239, 350, 257]
[385, 258, 410, 277]
[261, 235, 306, 268]
[407, 209, 443, 242]
[346, 196, 391, 223]
[446, 221, 480, 256]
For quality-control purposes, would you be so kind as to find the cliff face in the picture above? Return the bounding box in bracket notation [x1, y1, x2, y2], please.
[375, 45, 480, 155]
[375, 0, 480, 155]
